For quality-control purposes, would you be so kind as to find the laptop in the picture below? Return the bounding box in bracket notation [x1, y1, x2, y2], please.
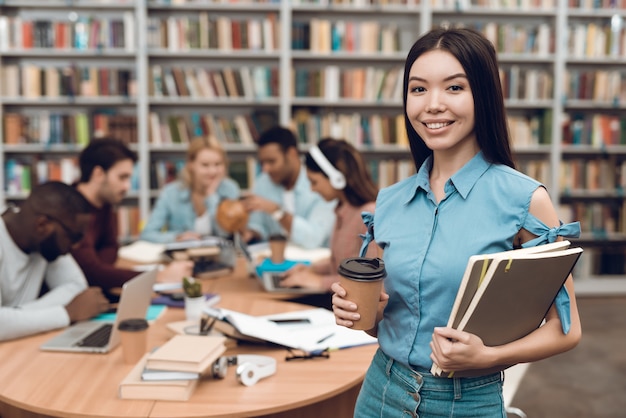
[40, 268, 157, 354]
[235, 236, 327, 295]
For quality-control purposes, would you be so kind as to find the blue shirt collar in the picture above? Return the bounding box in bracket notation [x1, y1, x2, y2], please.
[406, 151, 491, 204]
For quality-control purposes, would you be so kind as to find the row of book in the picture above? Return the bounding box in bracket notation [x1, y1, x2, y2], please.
[517, 160, 550, 186]
[568, 0, 626, 7]
[440, 0, 626, 9]
[293, 66, 403, 102]
[5, 157, 80, 196]
[436, 0, 556, 8]
[148, 111, 266, 146]
[568, 22, 626, 59]
[149, 65, 277, 99]
[291, 109, 552, 148]
[3, 112, 137, 146]
[463, 22, 553, 56]
[507, 112, 553, 148]
[499, 67, 553, 101]
[117, 205, 141, 241]
[449, 0, 625, 8]
[564, 201, 626, 238]
[559, 159, 626, 195]
[151, 0, 411, 5]
[564, 70, 626, 103]
[4, 155, 142, 197]
[559, 158, 626, 193]
[3, 66, 622, 105]
[561, 113, 626, 147]
[291, 110, 408, 147]
[291, 19, 407, 53]
[0, 13, 134, 51]
[5, 110, 622, 151]
[146, 14, 279, 52]
[1, 65, 137, 99]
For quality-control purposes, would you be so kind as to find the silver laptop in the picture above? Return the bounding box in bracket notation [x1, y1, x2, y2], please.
[236, 236, 326, 295]
[40, 268, 157, 353]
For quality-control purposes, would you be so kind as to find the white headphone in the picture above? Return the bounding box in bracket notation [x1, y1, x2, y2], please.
[211, 354, 277, 387]
[309, 145, 347, 190]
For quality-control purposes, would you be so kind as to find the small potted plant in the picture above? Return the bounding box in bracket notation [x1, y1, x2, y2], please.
[182, 276, 204, 321]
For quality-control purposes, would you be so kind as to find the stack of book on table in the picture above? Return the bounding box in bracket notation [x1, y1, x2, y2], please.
[119, 335, 226, 401]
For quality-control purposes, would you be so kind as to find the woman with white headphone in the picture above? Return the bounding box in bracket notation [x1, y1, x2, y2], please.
[279, 138, 379, 291]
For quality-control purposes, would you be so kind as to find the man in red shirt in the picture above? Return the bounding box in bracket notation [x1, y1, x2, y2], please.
[72, 138, 192, 302]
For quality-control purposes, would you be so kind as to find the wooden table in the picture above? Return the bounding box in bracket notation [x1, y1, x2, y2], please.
[0, 265, 377, 418]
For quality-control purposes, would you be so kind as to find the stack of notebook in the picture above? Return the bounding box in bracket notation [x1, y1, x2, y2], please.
[119, 335, 226, 401]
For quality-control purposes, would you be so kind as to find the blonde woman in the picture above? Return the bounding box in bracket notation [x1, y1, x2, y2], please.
[141, 137, 240, 243]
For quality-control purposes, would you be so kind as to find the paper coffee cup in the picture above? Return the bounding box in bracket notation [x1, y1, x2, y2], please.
[118, 318, 149, 364]
[337, 257, 386, 330]
[268, 234, 287, 264]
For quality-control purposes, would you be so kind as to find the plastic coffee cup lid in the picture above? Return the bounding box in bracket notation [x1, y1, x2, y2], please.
[117, 318, 149, 331]
[338, 257, 386, 281]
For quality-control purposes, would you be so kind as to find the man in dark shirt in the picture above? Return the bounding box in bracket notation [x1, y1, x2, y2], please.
[72, 138, 192, 302]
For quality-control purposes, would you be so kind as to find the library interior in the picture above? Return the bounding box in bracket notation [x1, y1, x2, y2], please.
[1, 1, 625, 417]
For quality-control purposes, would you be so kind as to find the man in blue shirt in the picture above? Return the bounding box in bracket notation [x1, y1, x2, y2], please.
[242, 126, 335, 249]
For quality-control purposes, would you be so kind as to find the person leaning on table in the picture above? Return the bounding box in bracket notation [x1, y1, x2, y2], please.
[72, 137, 192, 303]
[140, 136, 240, 243]
[279, 137, 379, 292]
[0, 181, 109, 342]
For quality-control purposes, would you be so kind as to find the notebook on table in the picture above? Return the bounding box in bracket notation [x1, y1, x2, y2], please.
[39, 268, 157, 354]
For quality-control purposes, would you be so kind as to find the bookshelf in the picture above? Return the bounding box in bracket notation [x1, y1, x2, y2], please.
[0, 0, 142, 238]
[2, 0, 626, 291]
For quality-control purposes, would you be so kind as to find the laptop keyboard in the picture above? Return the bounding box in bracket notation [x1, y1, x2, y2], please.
[75, 324, 113, 348]
[271, 274, 285, 288]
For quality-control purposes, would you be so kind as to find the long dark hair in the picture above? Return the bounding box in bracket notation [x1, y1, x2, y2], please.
[402, 27, 515, 171]
[305, 138, 378, 207]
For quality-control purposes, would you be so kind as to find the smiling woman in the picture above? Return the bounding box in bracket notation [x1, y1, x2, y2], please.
[330, 27, 583, 418]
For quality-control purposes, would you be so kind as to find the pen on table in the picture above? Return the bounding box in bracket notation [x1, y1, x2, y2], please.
[316, 333, 335, 344]
[199, 316, 217, 336]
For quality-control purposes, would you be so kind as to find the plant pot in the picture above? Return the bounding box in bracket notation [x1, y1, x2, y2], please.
[184, 295, 206, 322]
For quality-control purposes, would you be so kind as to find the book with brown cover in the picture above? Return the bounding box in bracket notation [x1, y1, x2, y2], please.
[433, 241, 583, 378]
[118, 353, 198, 401]
[145, 335, 226, 374]
[171, 68, 189, 96]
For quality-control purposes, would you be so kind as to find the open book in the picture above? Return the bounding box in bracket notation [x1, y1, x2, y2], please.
[432, 241, 583, 378]
[203, 307, 377, 354]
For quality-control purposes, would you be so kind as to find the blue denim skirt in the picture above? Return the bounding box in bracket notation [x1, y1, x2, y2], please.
[354, 349, 506, 418]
